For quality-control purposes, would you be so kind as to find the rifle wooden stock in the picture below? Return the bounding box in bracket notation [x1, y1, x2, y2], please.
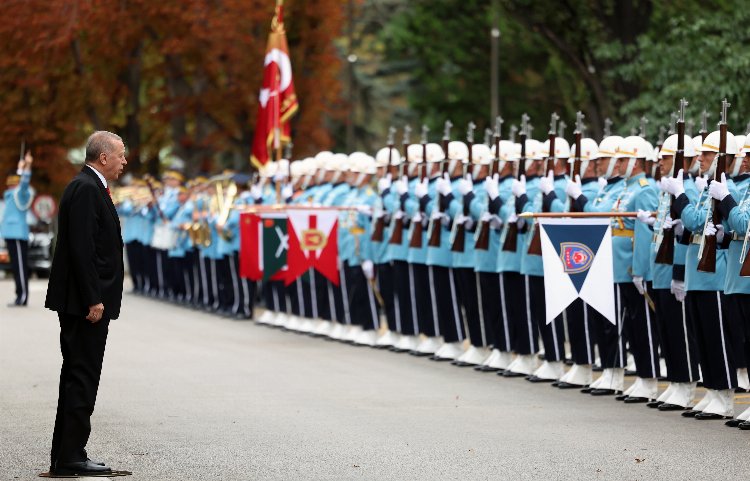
[502, 131, 526, 252]
[527, 131, 555, 256]
[451, 135, 473, 252]
[655, 119, 685, 264]
[388, 142, 410, 245]
[741, 242, 750, 277]
[409, 142, 429, 249]
[697, 123, 727, 273]
[371, 216, 386, 242]
[428, 138, 451, 247]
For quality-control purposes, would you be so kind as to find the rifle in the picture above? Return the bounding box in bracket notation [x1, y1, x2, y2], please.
[570, 112, 584, 212]
[700, 110, 709, 141]
[502, 114, 528, 252]
[655, 99, 688, 265]
[527, 112, 559, 255]
[408, 125, 430, 248]
[371, 126, 396, 242]
[427, 120, 452, 247]
[475, 116, 504, 250]
[741, 206, 750, 276]
[388, 125, 411, 245]
[603, 118, 612, 138]
[654, 125, 666, 182]
[451, 121, 475, 252]
[697, 99, 730, 273]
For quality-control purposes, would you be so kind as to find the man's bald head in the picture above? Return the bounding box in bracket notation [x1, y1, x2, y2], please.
[85, 131, 123, 164]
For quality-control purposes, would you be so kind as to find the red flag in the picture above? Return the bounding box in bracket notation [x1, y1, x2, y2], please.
[239, 213, 262, 280]
[285, 209, 339, 286]
[250, 1, 298, 169]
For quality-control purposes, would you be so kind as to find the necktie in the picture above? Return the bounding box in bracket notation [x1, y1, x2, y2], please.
[106, 186, 111, 198]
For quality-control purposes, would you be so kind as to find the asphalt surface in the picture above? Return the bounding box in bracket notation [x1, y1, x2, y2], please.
[1, 278, 749, 481]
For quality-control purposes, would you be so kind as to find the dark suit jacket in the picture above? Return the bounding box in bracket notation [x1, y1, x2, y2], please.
[45, 166, 124, 320]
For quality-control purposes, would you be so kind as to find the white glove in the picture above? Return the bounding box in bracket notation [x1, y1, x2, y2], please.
[508, 213, 518, 224]
[633, 275, 645, 295]
[430, 210, 446, 223]
[511, 175, 527, 198]
[484, 174, 500, 200]
[708, 173, 730, 201]
[598, 177, 607, 189]
[414, 178, 429, 198]
[281, 183, 293, 199]
[694, 175, 708, 193]
[489, 215, 503, 229]
[357, 205, 373, 216]
[663, 169, 685, 196]
[636, 209, 655, 226]
[250, 184, 263, 200]
[704, 220, 725, 243]
[273, 171, 286, 182]
[361, 260, 374, 280]
[457, 174, 473, 195]
[565, 175, 583, 200]
[412, 212, 423, 224]
[377, 173, 392, 194]
[539, 170, 555, 195]
[670, 280, 686, 302]
[455, 214, 474, 229]
[395, 176, 408, 196]
[437, 173, 452, 196]
[662, 216, 684, 236]
[393, 210, 405, 220]
[480, 212, 492, 223]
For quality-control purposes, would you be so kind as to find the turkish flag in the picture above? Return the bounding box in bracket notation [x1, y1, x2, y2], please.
[285, 209, 339, 286]
[239, 213, 262, 280]
[250, 6, 298, 169]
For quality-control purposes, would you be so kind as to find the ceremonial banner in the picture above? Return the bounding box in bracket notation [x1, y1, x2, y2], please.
[539, 218, 615, 325]
[239, 212, 289, 281]
[285, 209, 339, 286]
[250, 1, 298, 169]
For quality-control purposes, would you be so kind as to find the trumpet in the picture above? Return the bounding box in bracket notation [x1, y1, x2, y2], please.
[112, 186, 152, 206]
[214, 178, 238, 242]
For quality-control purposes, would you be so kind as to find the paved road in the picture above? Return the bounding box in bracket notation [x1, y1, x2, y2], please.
[1, 278, 748, 481]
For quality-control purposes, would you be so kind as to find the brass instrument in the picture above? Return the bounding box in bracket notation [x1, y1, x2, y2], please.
[111, 185, 153, 207]
[214, 178, 238, 242]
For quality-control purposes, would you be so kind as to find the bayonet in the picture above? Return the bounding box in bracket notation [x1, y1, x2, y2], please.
[442, 120, 453, 141]
[639, 116, 649, 138]
[557, 120, 567, 139]
[495, 116, 504, 138]
[387, 126, 396, 146]
[467, 121, 476, 144]
[509, 125, 518, 143]
[484, 128, 492, 146]
[603, 118, 612, 137]
[420, 124, 429, 144]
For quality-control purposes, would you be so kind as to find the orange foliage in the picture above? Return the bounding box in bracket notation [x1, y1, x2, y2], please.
[0, 0, 344, 195]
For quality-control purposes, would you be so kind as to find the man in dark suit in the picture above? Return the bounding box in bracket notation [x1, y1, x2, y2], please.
[45, 131, 128, 476]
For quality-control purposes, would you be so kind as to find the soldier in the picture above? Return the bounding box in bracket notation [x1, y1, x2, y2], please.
[167, 185, 194, 304]
[473, 140, 517, 372]
[452, 143, 496, 366]
[567, 135, 628, 395]
[643, 134, 701, 411]
[116, 178, 147, 294]
[433, 140, 472, 361]
[505, 137, 545, 377]
[662, 128, 737, 419]
[547, 138, 603, 388]
[707, 134, 750, 428]
[371, 146, 402, 348]
[2, 151, 33, 307]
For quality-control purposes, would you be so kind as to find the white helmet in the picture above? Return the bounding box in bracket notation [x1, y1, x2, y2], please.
[524, 139, 543, 172]
[492, 140, 516, 172]
[596, 135, 622, 159]
[615, 136, 651, 178]
[659, 134, 697, 158]
[276, 159, 290, 177]
[732, 134, 746, 176]
[260, 161, 277, 178]
[425, 143, 445, 163]
[540, 137, 571, 159]
[447, 141, 469, 173]
[375, 147, 398, 167]
[471, 144, 492, 177]
[700, 130, 737, 154]
[406, 144, 423, 177]
[689, 135, 704, 175]
[699, 131, 736, 177]
[290, 160, 305, 178]
[570, 138, 599, 176]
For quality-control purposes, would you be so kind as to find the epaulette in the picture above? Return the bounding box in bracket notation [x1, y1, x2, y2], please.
[639, 178, 649, 187]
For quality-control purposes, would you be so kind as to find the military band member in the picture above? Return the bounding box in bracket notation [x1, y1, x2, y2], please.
[2, 151, 33, 307]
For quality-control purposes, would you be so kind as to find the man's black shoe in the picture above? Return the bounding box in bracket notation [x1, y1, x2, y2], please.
[695, 412, 730, 420]
[681, 409, 698, 417]
[54, 460, 111, 475]
[580, 386, 593, 393]
[590, 388, 620, 396]
[646, 400, 663, 408]
[556, 381, 584, 389]
[615, 393, 629, 401]
[738, 421, 750, 430]
[725, 419, 742, 427]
